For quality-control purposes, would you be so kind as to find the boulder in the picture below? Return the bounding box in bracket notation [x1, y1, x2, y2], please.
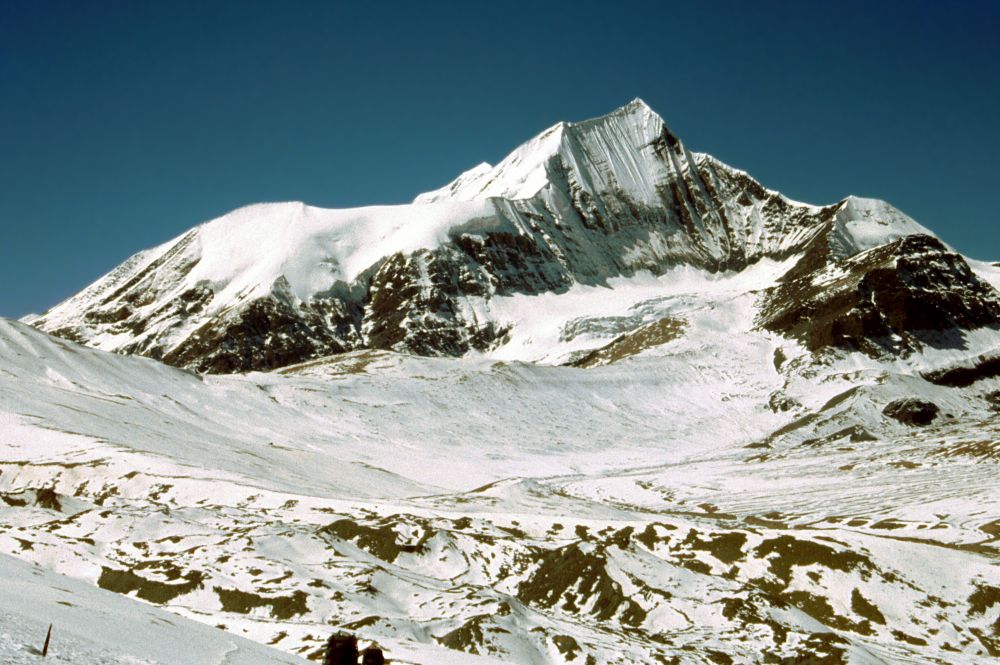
[362, 646, 386, 665]
[883, 398, 940, 426]
[324, 632, 359, 665]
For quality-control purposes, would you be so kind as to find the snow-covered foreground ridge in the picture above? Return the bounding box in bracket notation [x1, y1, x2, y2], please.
[28, 99, 940, 373]
[3, 252, 1000, 664]
[0, 552, 304, 664]
[3, 99, 1000, 663]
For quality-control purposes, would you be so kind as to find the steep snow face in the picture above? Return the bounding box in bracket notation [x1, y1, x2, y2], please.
[191, 200, 499, 302]
[415, 100, 836, 270]
[415, 99, 670, 204]
[26, 100, 958, 373]
[971, 258, 1000, 291]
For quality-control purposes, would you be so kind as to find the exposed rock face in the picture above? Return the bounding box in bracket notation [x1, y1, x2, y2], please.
[360, 646, 385, 665]
[323, 633, 359, 665]
[361, 248, 513, 357]
[923, 354, 1000, 387]
[758, 235, 1000, 357]
[569, 316, 686, 367]
[883, 399, 941, 426]
[24, 100, 978, 374]
[161, 295, 361, 374]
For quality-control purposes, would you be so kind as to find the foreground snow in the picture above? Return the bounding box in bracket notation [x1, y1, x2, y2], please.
[2, 254, 998, 662]
[0, 553, 303, 664]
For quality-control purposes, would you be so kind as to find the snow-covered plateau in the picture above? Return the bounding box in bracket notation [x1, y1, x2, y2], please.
[3, 100, 999, 663]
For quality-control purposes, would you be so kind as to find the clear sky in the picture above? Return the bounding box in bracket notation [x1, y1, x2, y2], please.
[2, 0, 998, 318]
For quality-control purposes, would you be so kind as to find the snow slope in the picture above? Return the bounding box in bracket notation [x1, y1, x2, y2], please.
[0, 553, 304, 664]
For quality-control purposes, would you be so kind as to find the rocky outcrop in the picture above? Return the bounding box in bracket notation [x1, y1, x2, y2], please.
[922, 354, 1000, 387]
[159, 297, 360, 374]
[758, 235, 1000, 357]
[323, 633, 359, 665]
[361, 646, 385, 665]
[883, 399, 940, 426]
[568, 316, 686, 367]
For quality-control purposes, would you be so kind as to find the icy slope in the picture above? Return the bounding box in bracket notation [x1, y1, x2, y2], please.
[27, 100, 937, 373]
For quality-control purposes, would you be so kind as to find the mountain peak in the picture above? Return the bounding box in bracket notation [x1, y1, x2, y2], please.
[628, 96, 652, 109]
[566, 97, 666, 136]
[832, 195, 935, 253]
[415, 99, 677, 204]
[609, 96, 658, 120]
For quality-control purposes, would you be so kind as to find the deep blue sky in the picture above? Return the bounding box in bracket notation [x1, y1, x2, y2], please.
[2, 1, 998, 317]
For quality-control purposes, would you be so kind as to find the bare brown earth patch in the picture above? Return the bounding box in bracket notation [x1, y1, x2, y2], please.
[98, 564, 204, 604]
[516, 543, 647, 625]
[214, 587, 309, 620]
[435, 614, 510, 655]
[321, 517, 432, 563]
[570, 316, 686, 368]
[851, 588, 886, 625]
[754, 536, 872, 583]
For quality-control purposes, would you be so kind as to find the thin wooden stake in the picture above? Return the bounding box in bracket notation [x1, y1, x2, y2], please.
[42, 624, 52, 657]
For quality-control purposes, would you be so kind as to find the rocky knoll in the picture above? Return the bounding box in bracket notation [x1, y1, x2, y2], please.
[758, 234, 1000, 357]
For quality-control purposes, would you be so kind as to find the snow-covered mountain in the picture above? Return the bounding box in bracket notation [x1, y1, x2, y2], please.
[4, 100, 1000, 663]
[26, 99, 952, 374]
